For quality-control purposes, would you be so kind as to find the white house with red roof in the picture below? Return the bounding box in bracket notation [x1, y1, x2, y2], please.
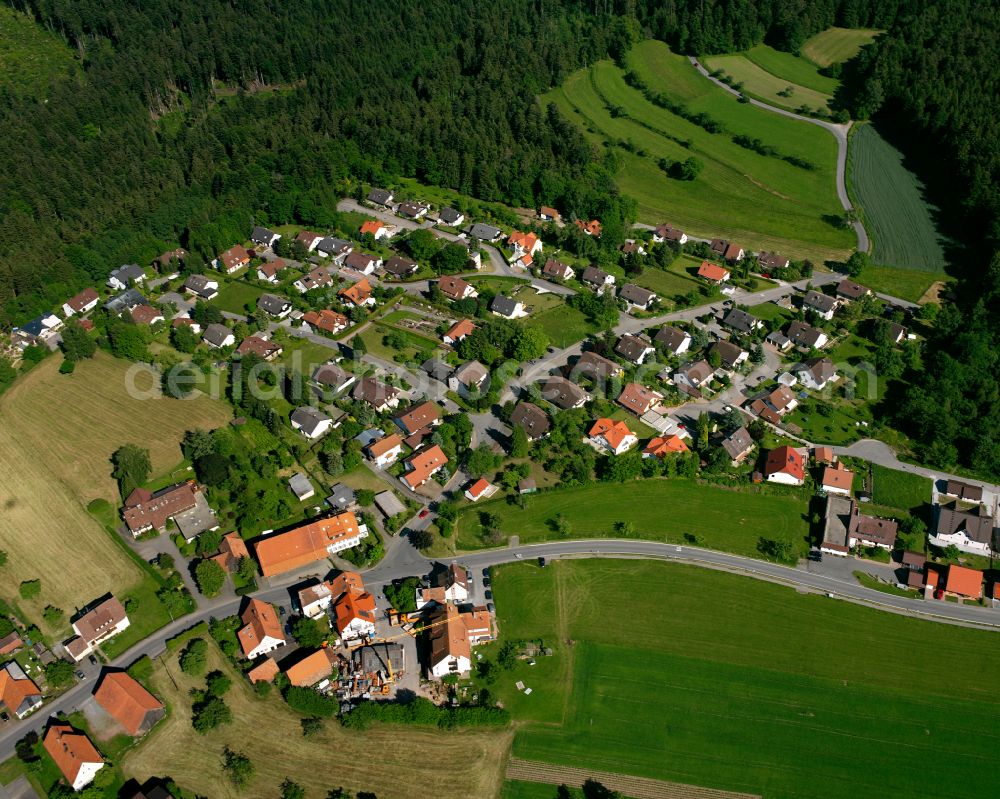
[464, 478, 498, 502]
[764, 446, 805, 486]
[588, 418, 638, 455]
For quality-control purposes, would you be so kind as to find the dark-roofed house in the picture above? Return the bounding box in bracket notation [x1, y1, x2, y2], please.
[438, 275, 477, 301]
[62, 288, 100, 318]
[327, 483, 357, 512]
[383, 255, 419, 278]
[654, 325, 691, 355]
[352, 376, 401, 412]
[257, 293, 292, 318]
[251, 227, 281, 248]
[618, 283, 656, 311]
[803, 290, 838, 320]
[202, 323, 235, 349]
[786, 320, 828, 351]
[397, 200, 429, 219]
[765, 330, 791, 351]
[236, 335, 283, 361]
[722, 426, 754, 464]
[943, 480, 984, 503]
[94, 672, 164, 736]
[573, 351, 624, 383]
[757, 252, 789, 271]
[104, 288, 146, 315]
[316, 237, 352, 260]
[290, 406, 334, 439]
[490, 295, 525, 318]
[367, 187, 394, 207]
[887, 321, 907, 344]
[344, 251, 381, 274]
[709, 340, 748, 371]
[510, 402, 550, 440]
[722, 309, 762, 335]
[422, 357, 454, 381]
[183, 274, 219, 300]
[540, 376, 589, 409]
[581, 266, 615, 292]
[931, 503, 997, 556]
[652, 223, 687, 244]
[796, 357, 838, 390]
[467, 222, 502, 242]
[822, 496, 899, 555]
[108, 264, 146, 290]
[617, 382, 663, 415]
[836, 279, 870, 301]
[542, 259, 575, 280]
[294, 265, 334, 293]
[673, 360, 714, 391]
[614, 334, 655, 365]
[438, 207, 465, 226]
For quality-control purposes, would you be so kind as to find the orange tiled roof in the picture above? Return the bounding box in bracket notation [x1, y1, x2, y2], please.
[822, 463, 854, 492]
[643, 435, 689, 458]
[254, 513, 363, 577]
[589, 418, 634, 451]
[444, 319, 475, 341]
[697, 261, 729, 282]
[338, 278, 372, 306]
[360, 220, 384, 235]
[93, 672, 163, 736]
[946, 565, 983, 598]
[403, 445, 448, 488]
[238, 598, 284, 655]
[285, 649, 335, 687]
[0, 667, 40, 716]
[247, 657, 280, 684]
[43, 725, 103, 785]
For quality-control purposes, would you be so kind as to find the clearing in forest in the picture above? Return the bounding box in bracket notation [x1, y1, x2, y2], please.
[800, 27, 882, 68]
[703, 50, 833, 114]
[0, 5, 76, 97]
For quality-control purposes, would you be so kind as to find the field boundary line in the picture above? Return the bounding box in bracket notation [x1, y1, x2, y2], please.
[506, 757, 761, 799]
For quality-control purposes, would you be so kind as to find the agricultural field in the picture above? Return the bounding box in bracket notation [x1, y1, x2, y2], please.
[0, 353, 231, 625]
[122, 634, 511, 798]
[542, 42, 853, 262]
[456, 478, 809, 558]
[0, 5, 76, 97]
[743, 44, 839, 94]
[489, 559, 1000, 799]
[702, 52, 833, 113]
[800, 27, 882, 68]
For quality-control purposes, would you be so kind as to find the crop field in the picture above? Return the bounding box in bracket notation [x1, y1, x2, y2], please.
[702, 53, 833, 113]
[490, 560, 1000, 799]
[0, 5, 76, 97]
[848, 124, 947, 273]
[542, 42, 853, 262]
[0, 353, 231, 620]
[123, 636, 511, 798]
[456, 478, 809, 557]
[801, 28, 881, 68]
[742, 45, 839, 94]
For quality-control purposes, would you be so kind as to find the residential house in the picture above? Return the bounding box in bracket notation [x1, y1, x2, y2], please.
[288, 473, 315, 502]
[510, 401, 550, 440]
[764, 446, 805, 486]
[722, 426, 755, 464]
[257, 258, 288, 283]
[796, 357, 838, 390]
[395, 401, 442, 437]
[443, 318, 475, 344]
[765, 331, 792, 351]
[465, 478, 498, 502]
[822, 496, 899, 555]
[251, 227, 281, 249]
[122, 482, 217, 539]
[575, 219, 602, 237]
[821, 463, 854, 496]
[710, 239, 744, 263]
[539, 206, 561, 222]
[449, 360, 489, 398]
[621, 240, 646, 256]
[943, 565, 983, 600]
[467, 222, 502, 242]
[836, 279, 870, 301]
[316, 237, 353, 261]
[285, 649, 336, 688]
[216, 245, 251, 274]
[653, 223, 687, 244]
[294, 265, 334, 293]
[383, 255, 419, 278]
[614, 334, 655, 365]
[540, 376, 589, 409]
[589, 418, 638, 455]
[294, 231, 324, 252]
[153, 248, 188, 271]
[786, 320, 828, 351]
[697, 261, 731, 284]
[438, 275, 477, 301]
[360, 219, 393, 240]
[253, 512, 368, 577]
[757, 252, 789, 271]
[298, 581, 335, 619]
[62, 288, 100, 318]
[367, 187, 394, 207]
[802, 290, 838, 320]
[542, 258, 574, 281]
[367, 434, 404, 468]
[302, 308, 349, 335]
[43, 725, 104, 791]
[402, 445, 448, 489]
[65, 597, 130, 662]
[331, 571, 377, 641]
[887, 322, 907, 344]
[108, 264, 146, 290]
[462, 239, 483, 269]
[654, 325, 691, 355]
[618, 283, 657, 311]
[709, 340, 748, 371]
[426, 604, 472, 678]
[257, 293, 292, 318]
[574, 351, 624, 384]
[673, 360, 714, 392]
[352, 376, 401, 412]
[0, 633, 23, 656]
[943, 480, 984, 503]
[183, 274, 220, 300]
[130, 305, 164, 326]
[722, 309, 762, 335]
[424, 562, 470, 605]
[338, 278, 375, 306]
[343, 251, 381, 274]
[327, 483, 357, 512]
[103, 288, 146, 315]
[422, 358, 454, 383]
[508, 230, 543, 259]
[93, 672, 164, 736]
[397, 200, 429, 219]
[930, 504, 997, 556]
[617, 382, 663, 416]
[518, 478, 537, 494]
[813, 446, 836, 465]
[236, 335, 282, 360]
[209, 532, 251, 574]
[643, 435, 689, 458]
[238, 599, 286, 658]
[202, 323, 235, 349]
[0, 662, 42, 720]
[490, 295, 526, 318]
[438, 207, 465, 226]
[581, 266, 615, 292]
[291, 406, 334, 439]
[761, 385, 798, 416]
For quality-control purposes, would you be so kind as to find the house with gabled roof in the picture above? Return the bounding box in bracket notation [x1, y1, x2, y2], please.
[294, 265, 334, 293]
[209, 532, 252, 574]
[202, 323, 235, 349]
[130, 305, 165, 326]
[653, 223, 688, 244]
[697, 261, 730, 284]
[467, 222, 502, 242]
[236, 334, 283, 361]
[614, 334, 655, 365]
[821, 462, 854, 496]
[43, 724, 104, 791]
[352, 376, 401, 412]
[108, 264, 146, 290]
[589, 418, 638, 455]
[360, 219, 393, 240]
[722, 308, 762, 335]
[438, 275, 477, 301]
[398, 200, 429, 220]
[339, 277, 375, 307]
[253, 512, 368, 577]
[291, 406, 334, 439]
[930, 504, 997, 556]
[183, 274, 220, 300]
[764, 446, 805, 486]
[302, 308, 349, 335]
[757, 252, 789, 271]
[94, 672, 164, 736]
[443, 318, 475, 344]
[643, 435, 689, 458]
[316, 237, 353, 261]
[465, 478, 498, 502]
[575, 219, 602, 237]
[285, 649, 336, 688]
[673, 360, 714, 392]
[617, 382, 663, 416]
[574, 351, 624, 383]
[402, 445, 448, 489]
[383, 255, 419, 278]
[257, 293, 292, 318]
[0, 662, 42, 720]
[343, 251, 381, 274]
[836, 279, 870, 301]
[257, 257, 288, 283]
[786, 320, 828, 351]
[62, 288, 100, 318]
[722, 426, 754, 464]
[542, 258, 574, 280]
[437, 207, 465, 226]
[797, 357, 838, 390]
[618, 283, 656, 311]
[294, 231, 324, 252]
[65, 596, 130, 662]
[395, 400, 442, 437]
[802, 290, 838, 320]
[581, 266, 615, 292]
[709, 340, 748, 372]
[251, 226, 281, 248]
[540, 376, 589, 409]
[366, 434, 404, 468]
[490, 295, 526, 318]
[238, 598, 286, 658]
[216, 245, 251, 274]
[510, 401, 550, 440]
[654, 325, 691, 355]
[367, 187, 394, 207]
[539, 206, 561, 222]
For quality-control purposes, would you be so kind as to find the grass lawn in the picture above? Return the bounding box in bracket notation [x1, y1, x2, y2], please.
[801, 27, 882, 68]
[489, 559, 1000, 799]
[0, 353, 231, 632]
[870, 463, 930, 513]
[606, 407, 659, 439]
[855, 262, 939, 303]
[631, 265, 700, 301]
[276, 337, 341, 374]
[544, 41, 853, 263]
[339, 465, 394, 494]
[531, 304, 597, 348]
[469, 275, 531, 294]
[213, 281, 266, 315]
[702, 52, 833, 113]
[457, 478, 809, 557]
[747, 300, 794, 325]
[0, 5, 76, 97]
[742, 44, 839, 94]
[854, 570, 920, 598]
[121, 637, 511, 798]
[848, 124, 947, 273]
[785, 396, 869, 445]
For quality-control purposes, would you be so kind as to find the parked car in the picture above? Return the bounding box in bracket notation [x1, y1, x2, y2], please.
[1, 711, 10, 722]
[75, 670, 86, 680]
[418, 508, 430, 519]
[484, 590, 492, 600]
[538, 557, 547, 567]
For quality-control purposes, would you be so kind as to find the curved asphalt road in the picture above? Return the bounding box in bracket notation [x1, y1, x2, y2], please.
[687, 57, 869, 254]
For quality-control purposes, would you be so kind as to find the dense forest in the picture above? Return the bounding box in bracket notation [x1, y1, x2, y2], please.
[0, 0, 998, 476]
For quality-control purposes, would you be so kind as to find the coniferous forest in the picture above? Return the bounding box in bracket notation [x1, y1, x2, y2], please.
[0, 0, 998, 475]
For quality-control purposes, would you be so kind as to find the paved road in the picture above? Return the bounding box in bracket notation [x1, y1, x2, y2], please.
[688, 57, 869, 255]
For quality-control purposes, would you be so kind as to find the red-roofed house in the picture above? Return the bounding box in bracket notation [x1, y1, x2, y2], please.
[216, 245, 250, 274]
[575, 219, 602, 237]
[944, 565, 983, 600]
[507, 231, 543, 259]
[237, 599, 286, 659]
[764, 446, 805, 486]
[93, 672, 164, 736]
[443, 318, 475, 345]
[360, 219, 393, 240]
[130, 305, 164, 326]
[331, 572, 377, 641]
[821, 463, 854, 496]
[643, 436, 689, 459]
[464, 479, 498, 502]
[697, 262, 730, 284]
[402, 445, 448, 489]
[302, 309, 349, 335]
[62, 288, 100, 318]
[43, 725, 104, 790]
[588, 418, 638, 455]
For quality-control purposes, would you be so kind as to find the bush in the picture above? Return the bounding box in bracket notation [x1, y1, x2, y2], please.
[284, 685, 338, 717]
[192, 695, 232, 733]
[340, 696, 510, 730]
[127, 655, 154, 683]
[206, 670, 232, 697]
[58, 359, 76, 374]
[222, 747, 254, 788]
[45, 659, 75, 688]
[194, 558, 226, 597]
[19, 580, 41, 599]
[291, 616, 328, 648]
[42, 605, 64, 626]
[384, 576, 420, 613]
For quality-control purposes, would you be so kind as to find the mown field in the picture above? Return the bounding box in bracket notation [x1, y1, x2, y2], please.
[848, 124, 947, 273]
[743, 44, 839, 94]
[541, 41, 853, 262]
[0, 5, 76, 97]
[490, 560, 1000, 799]
[870, 463, 930, 513]
[123, 632, 512, 798]
[0, 353, 231, 622]
[457, 478, 810, 557]
[703, 51, 833, 113]
[800, 27, 881, 68]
